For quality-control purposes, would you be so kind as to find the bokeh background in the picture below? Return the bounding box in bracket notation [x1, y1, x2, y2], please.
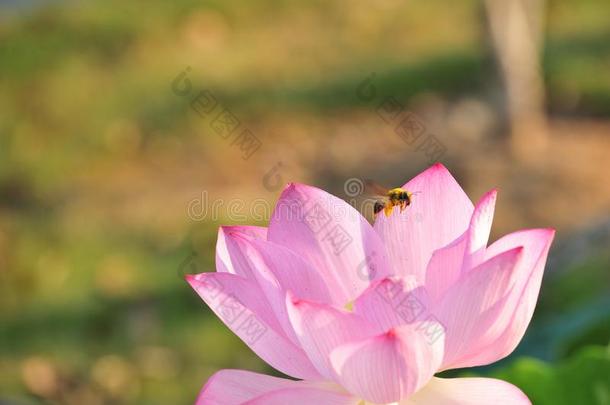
[1, 0, 609, 404]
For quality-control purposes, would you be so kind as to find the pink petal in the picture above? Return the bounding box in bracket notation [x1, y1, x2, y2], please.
[353, 276, 429, 332]
[268, 183, 392, 302]
[216, 226, 267, 278]
[460, 228, 555, 366]
[187, 273, 321, 380]
[196, 369, 295, 405]
[196, 369, 339, 405]
[374, 164, 474, 283]
[330, 323, 445, 404]
[286, 294, 379, 379]
[245, 387, 360, 405]
[424, 232, 468, 303]
[232, 234, 339, 305]
[463, 189, 497, 269]
[425, 189, 498, 301]
[229, 234, 340, 343]
[434, 247, 524, 369]
[404, 377, 531, 404]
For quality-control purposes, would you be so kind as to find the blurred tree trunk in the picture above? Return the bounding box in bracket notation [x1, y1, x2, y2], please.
[484, 0, 548, 161]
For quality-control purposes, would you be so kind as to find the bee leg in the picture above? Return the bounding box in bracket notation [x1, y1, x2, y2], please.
[384, 204, 393, 217]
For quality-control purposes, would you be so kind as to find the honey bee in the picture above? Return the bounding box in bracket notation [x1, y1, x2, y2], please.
[366, 181, 417, 217]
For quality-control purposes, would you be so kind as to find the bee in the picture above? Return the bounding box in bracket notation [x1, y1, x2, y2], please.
[366, 181, 417, 217]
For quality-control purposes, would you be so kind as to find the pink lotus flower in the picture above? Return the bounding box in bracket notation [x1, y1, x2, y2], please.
[186, 164, 554, 404]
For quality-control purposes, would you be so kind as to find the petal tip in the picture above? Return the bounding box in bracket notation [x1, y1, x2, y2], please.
[545, 228, 557, 244]
[278, 182, 312, 200]
[383, 328, 398, 339]
[185, 272, 212, 287]
[290, 296, 312, 308]
[286, 292, 329, 311]
[278, 182, 298, 197]
[285, 290, 301, 306]
[420, 162, 450, 177]
[507, 245, 525, 257]
[284, 182, 309, 192]
[185, 272, 207, 288]
[226, 230, 250, 241]
[534, 227, 557, 244]
[219, 225, 242, 234]
[219, 225, 258, 242]
[477, 188, 498, 204]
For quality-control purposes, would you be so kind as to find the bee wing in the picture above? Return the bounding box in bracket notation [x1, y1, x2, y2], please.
[365, 180, 390, 196]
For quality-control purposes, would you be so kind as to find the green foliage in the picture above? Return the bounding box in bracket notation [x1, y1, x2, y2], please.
[491, 346, 610, 405]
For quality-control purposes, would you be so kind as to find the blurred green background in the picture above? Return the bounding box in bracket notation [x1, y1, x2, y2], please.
[1, 0, 609, 404]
